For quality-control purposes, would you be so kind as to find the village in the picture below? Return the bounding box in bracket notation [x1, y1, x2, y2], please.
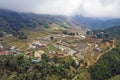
[0, 28, 112, 66]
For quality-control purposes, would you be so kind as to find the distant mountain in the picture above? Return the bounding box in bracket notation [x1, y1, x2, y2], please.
[103, 26, 120, 37]
[96, 19, 120, 30]
[71, 15, 120, 30]
[0, 9, 120, 36]
[71, 16, 105, 29]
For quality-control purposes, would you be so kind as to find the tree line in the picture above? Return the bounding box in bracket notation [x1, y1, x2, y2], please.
[0, 53, 79, 80]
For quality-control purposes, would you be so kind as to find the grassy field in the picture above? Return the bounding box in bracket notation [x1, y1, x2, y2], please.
[75, 69, 91, 80]
[109, 74, 120, 80]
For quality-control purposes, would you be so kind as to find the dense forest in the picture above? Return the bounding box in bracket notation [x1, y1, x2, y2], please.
[0, 53, 80, 80]
[88, 48, 120, 80]
[88, 26, 120, 80]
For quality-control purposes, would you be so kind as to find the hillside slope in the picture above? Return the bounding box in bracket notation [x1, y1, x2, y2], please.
[88, 26, 120, 80]
[96, 19, 120, 30]
[71, 16, 120, 30]
[0, 9, 77, 36]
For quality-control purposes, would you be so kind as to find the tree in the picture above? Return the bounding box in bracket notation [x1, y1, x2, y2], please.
[52, 55, 58, 63]
[50, 36, 54, 41]
[88, 48, 120, 80]
[18, 32, 27, 40]
[0, 32, 3, 37]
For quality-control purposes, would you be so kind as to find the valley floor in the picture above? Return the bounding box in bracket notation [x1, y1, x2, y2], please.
[0, 27, 114, 80]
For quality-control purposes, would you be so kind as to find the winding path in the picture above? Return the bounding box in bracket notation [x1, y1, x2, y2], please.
[87, 40, 116, 68]
[72, 40, 116, 80]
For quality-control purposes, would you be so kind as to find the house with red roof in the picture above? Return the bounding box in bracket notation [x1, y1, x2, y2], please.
[0, 51, 9, 55]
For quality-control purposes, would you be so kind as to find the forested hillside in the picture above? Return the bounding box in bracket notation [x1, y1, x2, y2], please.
[103, 26, 120, 39]
[0, 9, 71, 37]
[0, 53, 79, 80]
[88, 26, 120, 80]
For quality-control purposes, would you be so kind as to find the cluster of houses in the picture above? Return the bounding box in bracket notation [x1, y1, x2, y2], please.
[0, 46, 30, 56]
[0, 51, 9, 55]
[49, 51, 65, 58]
[0, 43, 3, 49]
[29, 41, 47, 49]
[94, 44, 102, 52]
[0, 45, 42, 63]
[0, 43, 66, 63]
[0, 45, 13, 55]
[80, 35, 86, 40]
[86, 42, 102, 52]
[86, 30, 108, 39]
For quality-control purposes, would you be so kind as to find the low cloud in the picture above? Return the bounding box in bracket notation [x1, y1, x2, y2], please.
[0, 0, 120, 18]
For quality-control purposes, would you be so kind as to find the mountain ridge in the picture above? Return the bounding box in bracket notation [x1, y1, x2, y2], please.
[71, 15, 120, 30]
[0, 9, 120, 35]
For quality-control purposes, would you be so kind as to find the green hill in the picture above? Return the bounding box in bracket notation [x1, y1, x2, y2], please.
[0, 9, 74, 37]
[88, 26, 120, 80]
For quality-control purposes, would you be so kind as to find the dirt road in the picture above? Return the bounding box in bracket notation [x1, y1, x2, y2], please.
[87, 40, 116, 68]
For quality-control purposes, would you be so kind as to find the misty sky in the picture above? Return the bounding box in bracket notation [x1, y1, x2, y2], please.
[0, 0, 120, 18]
